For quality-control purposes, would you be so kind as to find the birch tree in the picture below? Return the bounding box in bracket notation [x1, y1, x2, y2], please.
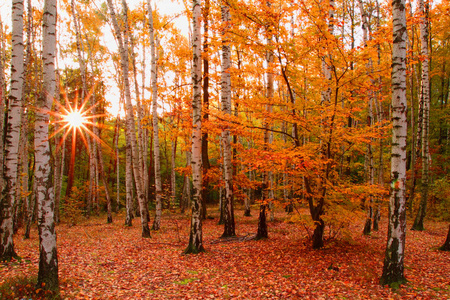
[184, 0, 204, 254]
[0, 0, 24, 261]
[0, 15, 6, 190]
[358, 0, 375, 235]
[107, 0, 150, 237]
[148, 0, 162, 231]
[412, 0, 430, 231]
[35, 0, 59, 289]
[380, 0, 408, 286]
[220, 0, 235, 238]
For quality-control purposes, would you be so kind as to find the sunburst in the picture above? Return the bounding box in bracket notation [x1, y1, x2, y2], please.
[48, 85, 109, 151]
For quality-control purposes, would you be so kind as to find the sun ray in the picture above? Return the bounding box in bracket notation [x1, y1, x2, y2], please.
[46, 83, 112, 153]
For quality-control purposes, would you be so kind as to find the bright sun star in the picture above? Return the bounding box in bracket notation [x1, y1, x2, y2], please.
[64, 110, 86, 129]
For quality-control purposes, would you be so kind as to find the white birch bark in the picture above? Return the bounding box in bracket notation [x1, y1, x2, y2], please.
[1, 0, 24, 261]
[358, 0, 375, 235]
[36, 0, 58, 289]
[185, 0, 204, 253]
[130, 35, 146, 197]
[380, 0, 407, 285]
[181, 149, 191, 213]
[412, 0, 430, 231]
[107, 0, 150, 237]
[321, 0, 334, 105]
[140, 18, 149, 200]
[115, 115, 120, 212]
[148, 0, 162, 231]
[125, 136, 134, 226]
[70, 0, 96, 215]
[0, 16, 7, 190]
[53, 71, 62, 224]
[220, 1, 235, 238]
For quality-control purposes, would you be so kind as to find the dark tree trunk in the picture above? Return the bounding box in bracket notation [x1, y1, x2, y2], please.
[439, 225, 450, 251]
[221, 185, 235, 238]
[312, 218, 325, 249]
[363, 217, 372, 235]
[411, 195, 426, 231]
[256, 204, 268, 240]
[200, 0, 210, 222]
[373, 208, 380, 231]
[285, 202, 293, 214]
[218, 191, 224, 225]
[244, 207, 251, 216]
[363, 205, 373, 235]
[305, 177, 325, 249]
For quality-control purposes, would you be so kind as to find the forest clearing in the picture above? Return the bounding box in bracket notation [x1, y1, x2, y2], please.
[1, 208, 449, 299]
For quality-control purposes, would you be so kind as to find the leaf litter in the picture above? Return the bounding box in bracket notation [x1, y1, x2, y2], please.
[1, 209, 449, 299]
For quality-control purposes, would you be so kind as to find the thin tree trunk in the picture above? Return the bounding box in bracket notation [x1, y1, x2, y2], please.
[170, 139, 177, 209]
[1, 0, 24, 261]
[125, 140, 133, 226]
[140, 13, 149, 203]
[201, 0, 210, 221]
[407, 0, 416, 214]
[130, 35, 146, 200]
[36, 0, 58, 289]
[359, 0, 375, 235]
[181, 149, 191, 214]
[97, 146, 113, 223]
[0, 16, 6, 189]
[107, 0, 150, 237]
[115, 115, 120, 212]
[148, 0, 162, 231]
[220, 1, 235, 238]
[412, 0, 430, 232]
[244, 165, 252, 216]
[380, 0, 408, 285]
[184, 0, 204, 254]
[53, 71, 62, 224]
[70, 0, 94, 214]
[372, 0, 383, 232]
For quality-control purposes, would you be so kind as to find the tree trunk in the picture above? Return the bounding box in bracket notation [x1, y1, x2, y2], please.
[97, 145, 113, 223]
[312, 218, 325, 249]
[373, 0, 382, 232]
[130, 35, 146, 212]
[380, 0, 408, 286]
[125, 142, 133, 227]
[148, 0, 162, 231]
[184, 0, 204, 254]
[181, 149, 191, 214]
[412, 0, 430, 232]
[1, 0, 24, 261]
[107, 0, 150, 237]
[244, 166, 252, 217]
[170, 139, 177, 209]
[358, 0, 375, 236]
[36, 0, 59, 290]
[439, 225, 450, 251]
[220, 1, 235, 238]
[256, 204, 268, 240]
[0, 15, 6, 190]
[115, 116, 120, 212]
[406, 0, 416, 214]
[201, 0, 210, 221]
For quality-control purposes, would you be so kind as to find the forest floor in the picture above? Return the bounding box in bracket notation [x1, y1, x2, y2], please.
[1, 206, 449, 299]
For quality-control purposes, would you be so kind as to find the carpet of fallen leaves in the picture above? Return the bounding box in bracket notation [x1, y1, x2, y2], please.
[1, 207, 449, 299]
